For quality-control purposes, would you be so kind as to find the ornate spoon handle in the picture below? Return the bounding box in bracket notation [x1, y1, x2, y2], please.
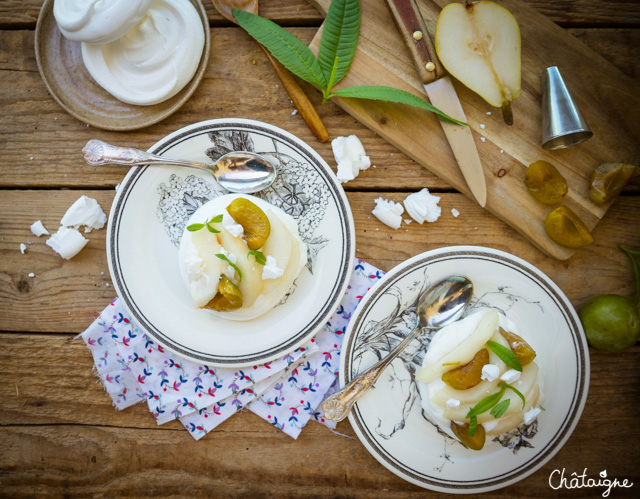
[322, 325, 426, 422]
[82, 139, 204, 169]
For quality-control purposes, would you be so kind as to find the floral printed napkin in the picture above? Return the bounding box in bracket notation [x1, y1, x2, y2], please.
[81, 259, 383, 440]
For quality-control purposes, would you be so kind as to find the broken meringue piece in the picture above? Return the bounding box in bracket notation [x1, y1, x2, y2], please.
[404, 188, 441, 224]
[372, 197, 404, 229]
[60, 196, 107, 233]
[46, 227, 89, 260]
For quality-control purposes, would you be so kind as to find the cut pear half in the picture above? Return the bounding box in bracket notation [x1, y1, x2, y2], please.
[435, 0, 521, 124]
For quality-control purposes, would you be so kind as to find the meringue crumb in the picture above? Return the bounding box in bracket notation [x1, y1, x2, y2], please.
[480, 137, 486, 142]
[451, 208, 460, 218]
[20, 243, 27, 254]
[28, 273, 35, 278]
[479, 124, 486, 129]
[486, 111, 492, 115]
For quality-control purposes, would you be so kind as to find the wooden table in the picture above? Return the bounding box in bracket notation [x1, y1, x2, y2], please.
[1, 0, 638, 496]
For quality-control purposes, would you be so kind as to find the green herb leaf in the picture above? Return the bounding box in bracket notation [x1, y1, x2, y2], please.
[186, 223, 204, 232]
[619, 245, 640, 305]
[330, 85, 468, 126]
[500, 382, 526, 409]
[490, 399, 511, 418]
[206, 215, 223, 233]
[233, 9, 327, 89]
[466, 385, 506, 418]
[318, 0, 360, 88]
[487, 340, 523, 372]
[248, 250, 267, 265]
[468, 415, 478, 437]
[216, 254, 242, 284]
[206, 223, 220, 233]
[210, 214, 224, 223]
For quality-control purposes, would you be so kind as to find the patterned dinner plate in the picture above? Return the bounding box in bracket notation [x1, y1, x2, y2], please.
[107, 119, 354, 367]
[341, 246, 589, 493]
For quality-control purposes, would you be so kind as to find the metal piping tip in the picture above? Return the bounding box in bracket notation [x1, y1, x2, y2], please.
[541, 66, 593, 150]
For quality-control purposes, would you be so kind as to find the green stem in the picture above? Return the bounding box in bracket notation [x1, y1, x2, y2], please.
[619, 245, 640, 305]
[322, 56, 340, 105]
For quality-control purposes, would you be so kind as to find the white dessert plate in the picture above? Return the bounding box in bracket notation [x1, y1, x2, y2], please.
[35, 0, 210, 131]
[341, 246, 589, 493]
[107, 119, 354, 366]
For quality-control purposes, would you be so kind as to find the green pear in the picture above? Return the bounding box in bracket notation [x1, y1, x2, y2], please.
[435, 0, 521, 124]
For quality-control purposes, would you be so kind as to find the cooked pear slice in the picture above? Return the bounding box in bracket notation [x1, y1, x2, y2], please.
[435, 0, 521, 124]
[181, 228, 223, 308]
[259, 209, 294, 296]
[216, 225, 263, 308]
[416, 309, 499, 383]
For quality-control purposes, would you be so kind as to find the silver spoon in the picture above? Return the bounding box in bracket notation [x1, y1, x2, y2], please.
[82, 139, 277, 194]
[322, 275, 473, 422]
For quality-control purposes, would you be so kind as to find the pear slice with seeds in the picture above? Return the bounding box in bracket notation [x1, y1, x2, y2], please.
[435, 0, 521, 124]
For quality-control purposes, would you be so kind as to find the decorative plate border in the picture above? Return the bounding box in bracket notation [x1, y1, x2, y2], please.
[107, 119, 354, 365]
[341, 246, 589, 493]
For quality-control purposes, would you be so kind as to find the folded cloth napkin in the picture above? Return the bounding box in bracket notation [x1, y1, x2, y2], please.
[81, 259, 383, 439]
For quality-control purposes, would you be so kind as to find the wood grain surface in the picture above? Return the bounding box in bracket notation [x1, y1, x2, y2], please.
[1, 0, 639, 497]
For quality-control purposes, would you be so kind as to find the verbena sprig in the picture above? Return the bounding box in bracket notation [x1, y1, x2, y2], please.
[233, 0, 467, 126]
[466, 381, 526, 436]
[216, 254, 242, 283]
[487, 340, 523, 372]
[248, 250, 267, 265]
[187, 214, 223, 233]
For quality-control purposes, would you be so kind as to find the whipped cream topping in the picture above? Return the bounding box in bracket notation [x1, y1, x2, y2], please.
[81, 0, 205, 105]
[53, 0, 154, 44]
[178, 194, 307, 321]
[417, 309, 544, 441]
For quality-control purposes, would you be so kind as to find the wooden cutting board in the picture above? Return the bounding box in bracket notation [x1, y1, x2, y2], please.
[308, 0, 640, 260]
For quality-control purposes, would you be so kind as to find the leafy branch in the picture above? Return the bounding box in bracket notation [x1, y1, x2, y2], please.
[233, 0, 467, 126]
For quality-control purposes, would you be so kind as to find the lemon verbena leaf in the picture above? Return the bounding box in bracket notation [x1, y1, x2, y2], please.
[318, 0, 360, 87]
[500, 382, 526, 409]
[216, 254, 242, 284]
[466, 385, 506, 419]
[186, 223, 204, 232]
[233, 9, 327, 89]
[248, 250, 267, 265]
[468, 415, 478, 437]
[330, 86, 468, 126]
[487, 340, 523, 372]
[490, 399, 511, 418]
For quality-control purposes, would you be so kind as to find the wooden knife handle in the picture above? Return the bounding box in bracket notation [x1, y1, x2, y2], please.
[260, 45, 329, 143]
[385, 0, 445, 84]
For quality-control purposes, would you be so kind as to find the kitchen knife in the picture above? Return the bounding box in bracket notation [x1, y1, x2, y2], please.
[385, 0, 487, 207]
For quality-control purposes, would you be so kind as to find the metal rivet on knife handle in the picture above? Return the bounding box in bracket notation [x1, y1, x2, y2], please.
[412, 30, 423, 40]
[426, 61, 436, 72]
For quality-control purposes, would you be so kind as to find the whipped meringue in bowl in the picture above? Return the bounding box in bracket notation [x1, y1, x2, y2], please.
[53, 0, 154, 44]
[81, 0, 205, 105]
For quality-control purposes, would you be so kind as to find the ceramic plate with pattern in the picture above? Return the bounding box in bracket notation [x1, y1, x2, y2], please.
[341, 246, 589, 493]
[107, 119, 354, 367]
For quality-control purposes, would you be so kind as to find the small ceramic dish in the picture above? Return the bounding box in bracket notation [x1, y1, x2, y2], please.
[34, 0, 210, 131]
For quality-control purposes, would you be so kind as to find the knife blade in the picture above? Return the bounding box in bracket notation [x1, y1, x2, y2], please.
[385, 0, 487, 207]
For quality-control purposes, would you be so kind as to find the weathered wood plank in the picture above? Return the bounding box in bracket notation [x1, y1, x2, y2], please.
[1, 0, 639, 28]
[1, 190, 639, 333]
[0, 335, 638, 498]
[0, 27, 445, 190]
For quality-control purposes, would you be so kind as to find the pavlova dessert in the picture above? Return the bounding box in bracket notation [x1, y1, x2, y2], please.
[178, 194, 307, 320]
[416, 309, 544, 450]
